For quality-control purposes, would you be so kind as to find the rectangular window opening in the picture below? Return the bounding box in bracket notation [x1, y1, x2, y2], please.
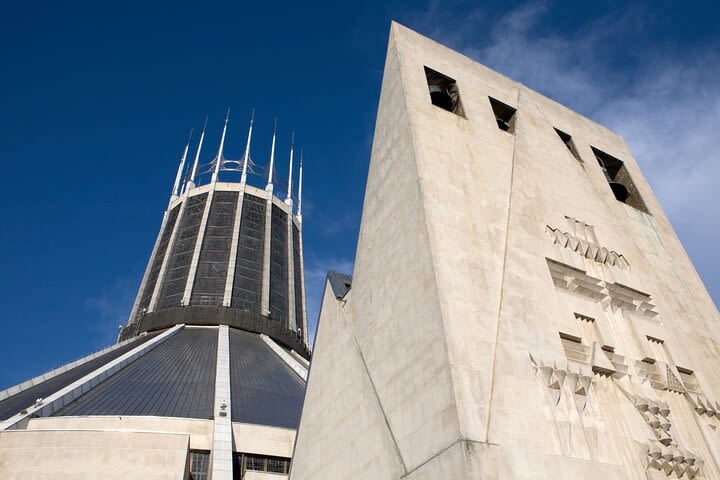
[189, 450, 210, 480]
[489, 97, 517, 133]
[424, 66, 465, 117]
[554, 128, 583, 163]
[559, 331, 582, 343]
[591, 147, 649, 213]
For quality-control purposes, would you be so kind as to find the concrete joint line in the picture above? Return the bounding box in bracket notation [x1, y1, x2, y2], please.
[183, 189, 215, 306]
[340, 305, 408, 473]
[399, 438, 499, 479]
[260, 192, 273, 315]
[128, 209, 169, 322]
[0, 325, 184, 431]
[211, 325, 233, 480]
[223, 186, 246, 307]
[149, 201, 188, 312]
[484, 88, 522, 443]
[286, 213, 297, 331]
[260, 334, 308, 380]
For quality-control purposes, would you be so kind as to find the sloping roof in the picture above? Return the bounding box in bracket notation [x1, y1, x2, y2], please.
[0, 331, 161, 421]
[229, 328, 306, 429]
[44, 326, 306, 428]
[53, 328, 218, 419]
[327, 270, 352, 300]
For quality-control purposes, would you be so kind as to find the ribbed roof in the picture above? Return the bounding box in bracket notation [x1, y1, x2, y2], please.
[54, 328, 218, 419]
[35, 326, 307, 428]
[229, 328, 305, 428]
[0, 331, 161, 421]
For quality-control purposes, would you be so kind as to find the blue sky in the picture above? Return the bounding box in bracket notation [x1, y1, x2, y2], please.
[1, 0, 718, 389]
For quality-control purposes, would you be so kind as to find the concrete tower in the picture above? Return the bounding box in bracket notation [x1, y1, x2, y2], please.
[290, 24, 720, 479]
[0, 113, 310, 480]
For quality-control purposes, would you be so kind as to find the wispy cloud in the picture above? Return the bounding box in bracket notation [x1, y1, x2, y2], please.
[84, 275, 137, 345]
[408, 1, 720, 305]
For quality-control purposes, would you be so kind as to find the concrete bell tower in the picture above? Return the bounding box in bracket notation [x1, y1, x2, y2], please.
[290, 23, 720, 479]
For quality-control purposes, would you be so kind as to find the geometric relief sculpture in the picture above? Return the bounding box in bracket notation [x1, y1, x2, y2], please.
[547, 258, 659, 318]
[678, 369, 720, 418]
[546, 220, 629, 270]
[529, 353, 592, 412]
[626, 394, 705, 478]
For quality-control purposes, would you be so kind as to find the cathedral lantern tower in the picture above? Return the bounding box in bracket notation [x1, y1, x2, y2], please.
[0, 111, 310, 480]
[124, 111, 309, 356]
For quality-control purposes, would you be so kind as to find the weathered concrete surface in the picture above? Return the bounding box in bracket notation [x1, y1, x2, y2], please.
[290, 22, 720, 480]
[0, 429, 189, 479]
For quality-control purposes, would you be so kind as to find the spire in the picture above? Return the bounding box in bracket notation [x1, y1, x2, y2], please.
[212, 108, 230, 184]
[266, 118, 277, 191]
[240, 109, 255, 185]
[297, 150, 303, 223]
[189, 115, 208, 189]
[285, 132, 294, 205]
[172, 129, 193, 198]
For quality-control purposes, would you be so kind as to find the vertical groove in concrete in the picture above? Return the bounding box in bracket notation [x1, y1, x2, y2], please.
[183, 189, 216, 305]
[223, 187, 246, 307]
[149, 200, 187, 312]
[260, 191, 273, 315]
[296, 221, 309, 349]
[128, 208, 169, 323]
[483, 88, 522, 444]
[286, 202, 297, 332]
[211, 325, 233, 480]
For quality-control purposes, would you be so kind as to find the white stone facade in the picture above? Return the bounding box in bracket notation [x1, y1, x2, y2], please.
[290, 22, 720, 479]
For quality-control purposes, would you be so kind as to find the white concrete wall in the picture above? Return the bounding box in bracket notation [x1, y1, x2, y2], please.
[0, 429, 189, 480]
[291, 22, 720, 480]
[25, 415, 213, 450]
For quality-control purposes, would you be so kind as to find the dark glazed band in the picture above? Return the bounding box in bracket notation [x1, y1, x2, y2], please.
[119, 306, 310, 360]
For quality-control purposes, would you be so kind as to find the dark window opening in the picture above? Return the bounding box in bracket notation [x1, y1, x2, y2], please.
[189, 450, 210, 480]
[554, 128, 582, 163]
[488, 97, 517, 133]
[592, 147, 648, 213]
[424, 66, 465, 117]
[233, 453, 291, 478]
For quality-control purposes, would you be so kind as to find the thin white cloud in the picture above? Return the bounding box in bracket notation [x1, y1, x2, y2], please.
[408, 1, 720, 305]
[84, 275, 137, 345]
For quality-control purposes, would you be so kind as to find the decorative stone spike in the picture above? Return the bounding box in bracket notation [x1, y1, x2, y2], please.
[539, 364, 554, 386]
[549, 369, 566, 391]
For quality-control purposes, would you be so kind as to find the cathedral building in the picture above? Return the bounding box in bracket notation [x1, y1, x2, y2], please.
[0, 112, 309, 480]
[289, 23, 720, 479]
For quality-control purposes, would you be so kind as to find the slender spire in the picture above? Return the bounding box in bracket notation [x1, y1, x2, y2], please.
[172, 129, 193, 198]
[285, 132, 294, 205]
[189, 115, 208, 188]
[297, 150, 303, 223]
[240, 109, 255, 185]
[266, 118, 277, 191]
[212, 108, 230, 184]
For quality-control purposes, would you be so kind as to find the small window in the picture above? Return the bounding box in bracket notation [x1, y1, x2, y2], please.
[592, 147, 648, 213]
[189, 451, 210, 480]
[424, 66, 465, 117]
[554, 128, 583, 163]
[488, 97, 517, 133]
